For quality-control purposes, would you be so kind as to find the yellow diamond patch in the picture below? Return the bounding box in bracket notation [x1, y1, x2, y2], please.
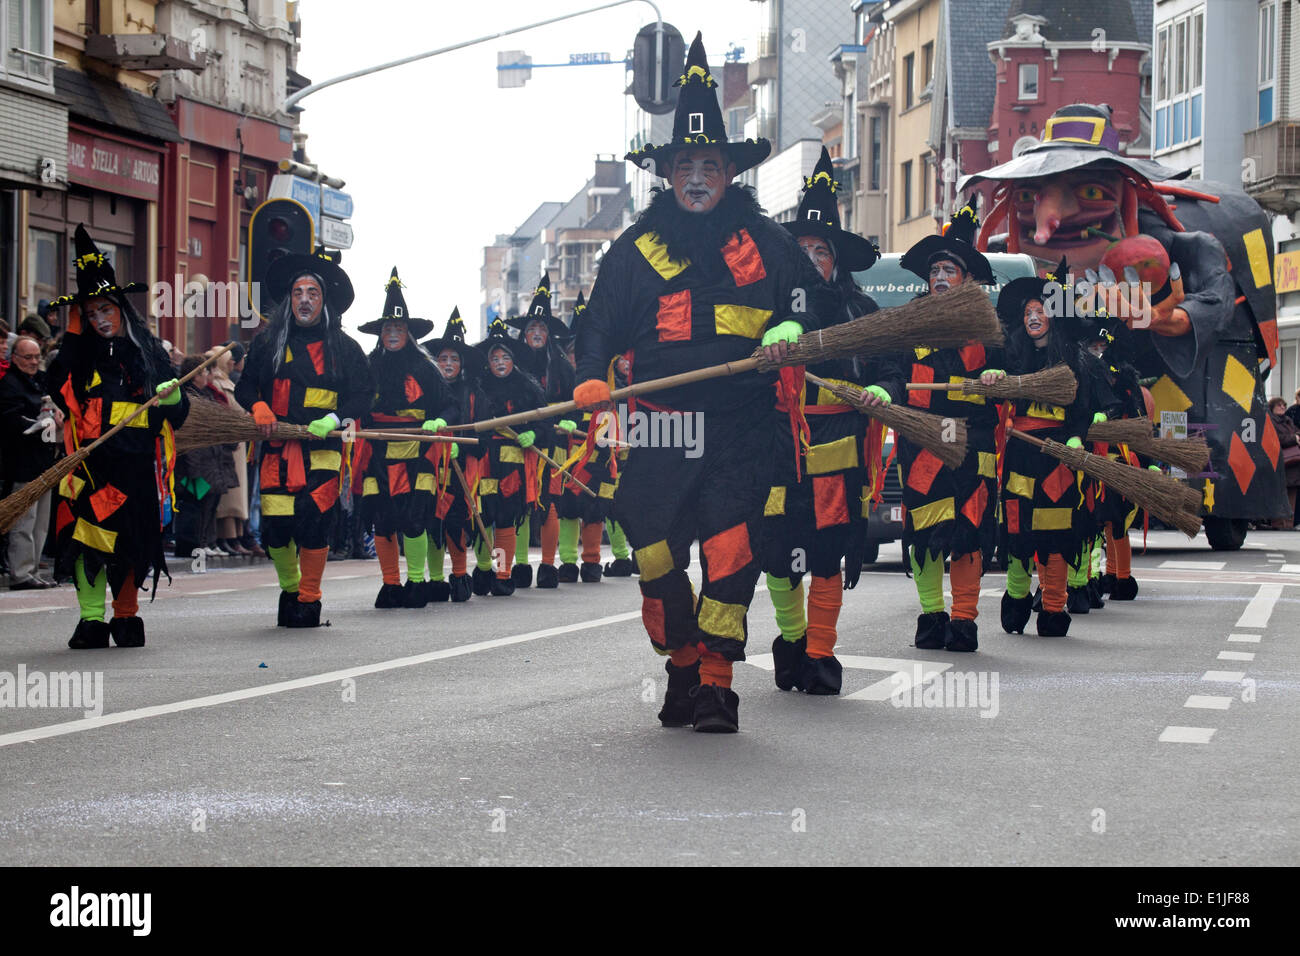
[1221, 353, 1256, 413]
[1148, 374, 1192, 415]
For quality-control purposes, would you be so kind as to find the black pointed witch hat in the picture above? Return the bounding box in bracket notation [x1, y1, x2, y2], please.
[507, 272, 568, 340]
[554, 290, 585, 347]
[476, 314, 520, 367]
[784, 147, 880, 273]
[422, 306, 486, 377]
[50, 224, 148, 307]
[358, 267, 433, 338]
[996, 256, 1073, 330]
[264, 245, 355, 315]
[899, 202, 995, 285]
[625, 32, 771, 179]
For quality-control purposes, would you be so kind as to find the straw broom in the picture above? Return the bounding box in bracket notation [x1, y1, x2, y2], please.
[1085, 416, 1211, 473]
[0, 343, 235, 535]
[453, 282, 1002, 434]
[906, 363, 1078, 406]
[1008, 428, 1203, 537]
[804, 372, 968, 469]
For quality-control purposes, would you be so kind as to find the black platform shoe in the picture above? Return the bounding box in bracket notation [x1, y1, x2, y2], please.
[1109, 576, 1139, 600]
[1099, 572, 1117, 595]
[1066, 586, 1092, 614]
[375, 583, 404, 609]
[771, 634, 808, 691]
[557, 562, 579, 583]
[914, 610, 950, 649]
[68, 619, 110, 649]
[286, 599, 324, 628]
[691, 684, 740, 733]
[401, 580, 429, 608]
[580, 561, 603, 583]
[1086, 579, 1106, 609]
[536, 564, 559, 589]
[490, 575, 515, 597]
[449, 574, 473, 602]
[471, 567, 495, 596]
[1036, 609, 1071, 637]
[511, 563, 532, 589]
[1001, 592, 1033, 634]
[277, 590, 299, 627]
[945, 617, 978, 652]
[798, 655, 843, 695]
[427, 580, 451, 603]
[109, 616, 145, 648]
[604, 557, 634, 576]
[657, 658, 700, 727]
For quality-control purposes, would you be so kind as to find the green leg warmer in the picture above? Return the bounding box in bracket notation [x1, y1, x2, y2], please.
[1006, 556, 1033, 599]
[608, 520, 630, 560]
[910, 547, 946, 614]
[427, 543, 446, 582]
[403, 533, 428, 583]
[73, 555, 108, 623]
[1067, 548, 1088, 587]
[475, 536, 494, 572]
[515, 514, 531, 563]
[267, 543, 301, 593]
[766, 574, 807, 641]
[1090, 537, 1103, 578]
[558, 517, 580, 565]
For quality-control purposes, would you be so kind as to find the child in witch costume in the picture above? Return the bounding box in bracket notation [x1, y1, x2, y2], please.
[541, 290, 617, 587]
[996, 263, 1100, 637]
[234, 248, 373, 627]
[46, 225, 188, 649]
[574, 33, 833, 733]
[763, 147, 903, 695]
[356, 268, 459, 609]
[420, 307, 488, 602]
[509, 273, 580, 588]
[473, 317, 552, 596]
[897, 203, 1006, 653]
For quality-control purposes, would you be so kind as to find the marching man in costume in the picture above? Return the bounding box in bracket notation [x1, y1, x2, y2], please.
[357, 268, 458, 609]
[509, 274, 579, 589]
[235, 248, 373, 628]
[574, 33, 833, 733]
[898, 204, 1005, 653]
[765, 147, 903, 695]
[422, 308, 488, 603]
[48, 225, 188, 649]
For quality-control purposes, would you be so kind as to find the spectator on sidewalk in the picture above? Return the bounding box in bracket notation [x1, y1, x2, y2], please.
[0, 335, 62, 588]
[1270, 397, 1300, 529]
[206, 344, 261, 555]
[173, 356, 238, 560]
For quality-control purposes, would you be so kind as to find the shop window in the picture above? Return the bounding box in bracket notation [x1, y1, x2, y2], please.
[27, 227, 59, 312]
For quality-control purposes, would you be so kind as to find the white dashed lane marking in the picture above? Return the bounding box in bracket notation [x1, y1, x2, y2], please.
[1159, 726, 1217, 744]
[1184, 695, 1232, 710]
[1218, 650, 1256, 662]
[1160, 560, 1226, 570]
[1227, 633, 1262, 643]
[1202, 670, 1245, 682]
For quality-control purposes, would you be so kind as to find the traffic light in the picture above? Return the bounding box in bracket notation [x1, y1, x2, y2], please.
[630, 22, 684, 115]
[246, 197, 315, 322]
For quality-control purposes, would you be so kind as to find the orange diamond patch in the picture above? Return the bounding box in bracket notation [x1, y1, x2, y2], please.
[1041, 463, 1075, 502]
[1227, 432, 1257, 493]
[1262, 414, 1280, 470]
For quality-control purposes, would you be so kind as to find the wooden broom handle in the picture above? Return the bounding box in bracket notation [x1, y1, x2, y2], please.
[450, 455, 492, 548]
[498, 425, 597, 498]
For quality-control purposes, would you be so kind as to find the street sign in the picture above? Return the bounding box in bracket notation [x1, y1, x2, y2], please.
[268, 174, 353, 245]
[268, 173, 320, 223]
[321, 185, 353, 220]
[569, 52, 611, 64]
[320, 217, 354, 250]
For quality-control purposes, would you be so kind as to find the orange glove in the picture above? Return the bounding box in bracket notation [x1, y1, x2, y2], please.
[251, 401, 276, 426]
[574, 379, 612, 410]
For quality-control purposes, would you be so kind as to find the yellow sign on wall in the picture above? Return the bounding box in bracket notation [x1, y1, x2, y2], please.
[1275, 250, 1300, 294]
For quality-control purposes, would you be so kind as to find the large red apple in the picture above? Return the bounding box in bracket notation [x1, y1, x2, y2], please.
[1101, 234, 1171, 293]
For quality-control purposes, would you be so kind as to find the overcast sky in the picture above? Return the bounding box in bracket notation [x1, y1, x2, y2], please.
[295, 0, 756, 343]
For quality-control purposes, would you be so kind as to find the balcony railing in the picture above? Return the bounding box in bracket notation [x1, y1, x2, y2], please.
[1243, 120, 1300, 213]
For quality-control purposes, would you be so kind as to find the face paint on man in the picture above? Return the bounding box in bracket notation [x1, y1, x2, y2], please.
[797, 236, 836, 282]
[381, 321, 408, 352]
[84, 297, 123, 338]
[489, 346, 514, 379]
[291, 276, 324, 326]
[670, 147, 735, 215]
[524, 320, 548, 350]
[1013, 169, 1124, 271]
[1023, 298, 1049, 344]
[436, 348, 461, 382]
[929, 259, 966, 295]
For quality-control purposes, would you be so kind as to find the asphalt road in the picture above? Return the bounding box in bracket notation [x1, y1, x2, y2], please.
[0, 529, 1296, 866]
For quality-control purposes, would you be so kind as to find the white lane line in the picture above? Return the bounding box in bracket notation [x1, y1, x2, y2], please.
[1236, 583, 1283, 628]
[190, 588, 236, 596]
[1160, 560, 1226, 570]
[1280, 564, 1300, 574]
[1202, 670, 1245, 682]
[1227, 633, 1262, 643]
[1184, 695, 1231, 710]
[0, 609, 642, 749]
[1217, 650, 1256, 662]
[1267, 553, 1285, 558]
[0, 605, 65, 615]
[1159, 726, 1216, 744]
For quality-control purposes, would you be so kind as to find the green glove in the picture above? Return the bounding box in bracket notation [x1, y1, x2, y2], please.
[516, 430, 535, 449]
[422, 417, 448, 433]
[1148, 465, 1161, 472]
[156, 379, 181, 406]
[557, 419, 578, 433]
[1092, 411, 1108, 424]
[449, 441, 459, 460]
[760, 320, 802, 347]
[863, 385, 891, 406]
[307, 413, 340, 438]
[983, 369, 1006, 380]
[1065, 437, 1084, 450]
